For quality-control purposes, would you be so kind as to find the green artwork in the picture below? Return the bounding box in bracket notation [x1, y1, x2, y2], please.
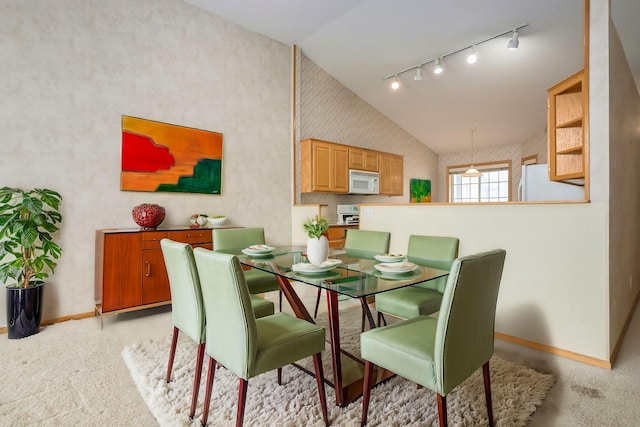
[410, 178, 431, 203]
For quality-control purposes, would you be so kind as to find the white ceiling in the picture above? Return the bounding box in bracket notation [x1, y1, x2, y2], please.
[184, 0, 640, 154]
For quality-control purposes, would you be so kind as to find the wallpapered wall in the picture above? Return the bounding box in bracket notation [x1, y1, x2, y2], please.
[296, 52, 440, 222]
[437, 130, 548, 202]
[0, 0, 292, 325]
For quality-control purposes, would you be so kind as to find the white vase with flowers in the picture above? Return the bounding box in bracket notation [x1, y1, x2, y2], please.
[303, 216, 330, 266]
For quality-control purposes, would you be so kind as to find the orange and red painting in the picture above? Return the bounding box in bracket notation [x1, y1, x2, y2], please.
[121, 116, 223, 194]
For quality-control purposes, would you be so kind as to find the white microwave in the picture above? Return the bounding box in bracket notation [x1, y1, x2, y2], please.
[349, 169, 379, 195]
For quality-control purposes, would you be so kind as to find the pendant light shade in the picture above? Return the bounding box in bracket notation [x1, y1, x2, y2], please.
[463, 126, 482, 178]
[462, 167, 482, 178]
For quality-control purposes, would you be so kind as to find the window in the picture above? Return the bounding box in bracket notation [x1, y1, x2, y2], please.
[448, 161, 511, 203]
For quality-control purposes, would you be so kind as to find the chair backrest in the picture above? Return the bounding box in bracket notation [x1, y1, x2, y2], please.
[193, 247, 257, 379]
[434, 249, 506, 395]
[160, 239, 205, 343]
[344, 229, 390, 258]
[213, 227, 266, 251]
[407, 235, 459, 293]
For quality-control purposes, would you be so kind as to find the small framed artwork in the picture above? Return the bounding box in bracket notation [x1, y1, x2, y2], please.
[410, 178, 431, 203]
[121, 116, 223, 194]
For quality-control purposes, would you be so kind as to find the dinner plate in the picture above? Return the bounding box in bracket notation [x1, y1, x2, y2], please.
[374, 254, 406, 263]
[242, 244, 275, 255]
[374, 261, 417, 274]
[292, 258, 342, 274]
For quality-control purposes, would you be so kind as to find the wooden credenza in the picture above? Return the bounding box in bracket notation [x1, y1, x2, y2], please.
[95, 227, 212, 315]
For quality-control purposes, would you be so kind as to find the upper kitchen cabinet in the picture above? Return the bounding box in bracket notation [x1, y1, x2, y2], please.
[301, 138, 349, 193]
[547, 70, 587, 181]
[348, 147, 379, 172]
[379, 152, 403, 196]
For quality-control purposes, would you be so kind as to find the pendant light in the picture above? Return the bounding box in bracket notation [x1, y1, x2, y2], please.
[463, 126, 482, 177]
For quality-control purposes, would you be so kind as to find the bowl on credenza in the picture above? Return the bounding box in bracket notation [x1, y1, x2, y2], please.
[207, 216, 227, 226]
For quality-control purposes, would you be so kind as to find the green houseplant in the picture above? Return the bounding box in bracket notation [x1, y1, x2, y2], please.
[0, 187, 62, 338]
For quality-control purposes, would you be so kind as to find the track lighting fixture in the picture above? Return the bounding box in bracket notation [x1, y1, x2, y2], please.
[414, 67, 423, 81]
[466, 45, 477, 64]
[507, 30, 520, 49]
[433, 58, 443, 74]
[391, 76, 400, 90]
[383, 22, 527, 89]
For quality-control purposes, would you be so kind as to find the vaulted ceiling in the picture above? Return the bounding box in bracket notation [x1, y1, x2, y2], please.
[183, 0, 640, 154]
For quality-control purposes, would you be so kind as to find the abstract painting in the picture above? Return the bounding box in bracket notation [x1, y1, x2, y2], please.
[410, 178, 431, 203]
[121, 116, 223, 194]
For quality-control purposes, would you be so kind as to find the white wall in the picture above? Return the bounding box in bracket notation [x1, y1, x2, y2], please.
[1, 0, 292, 325]
[602, 4, 640, 351]
[359, 203, 610, 361]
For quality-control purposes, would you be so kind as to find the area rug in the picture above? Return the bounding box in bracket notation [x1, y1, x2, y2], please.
[122, 308, 555, 426]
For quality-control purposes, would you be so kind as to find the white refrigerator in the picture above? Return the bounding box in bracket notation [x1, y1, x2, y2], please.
[518, 164, 584, 201]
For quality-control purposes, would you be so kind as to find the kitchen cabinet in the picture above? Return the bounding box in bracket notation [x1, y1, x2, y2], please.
[547, 70, 587, 181]
[301, 139, 349, 193]
[379, 153, 404, 195]
[95, 227, 212, 315]
[348, 147, 379, 172]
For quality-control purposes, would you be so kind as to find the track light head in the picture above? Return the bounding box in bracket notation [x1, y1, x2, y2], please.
[507, 30, 520, 49]
[391, 76, 400, 90]
[414, 67, 423, 81]
[433, 58, 443, 75]
[467, 46, 477, 64]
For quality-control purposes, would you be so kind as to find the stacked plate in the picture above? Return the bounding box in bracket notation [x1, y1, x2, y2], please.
[374, 261, 418, 275]
[292, 258, 342, 274]
[241, 244, 275, 256]
[373, 254, 406, 263]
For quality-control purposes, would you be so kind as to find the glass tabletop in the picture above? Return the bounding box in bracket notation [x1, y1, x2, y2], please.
[220, 246, 449, 299]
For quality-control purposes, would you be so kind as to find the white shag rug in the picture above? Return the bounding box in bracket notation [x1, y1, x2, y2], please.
[122, 308, 555, 426]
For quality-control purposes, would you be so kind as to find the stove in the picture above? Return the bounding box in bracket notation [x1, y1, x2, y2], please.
[337, 204, 359, 225]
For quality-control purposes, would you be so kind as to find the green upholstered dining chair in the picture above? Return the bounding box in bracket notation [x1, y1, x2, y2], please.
[160, 239, 275, 419]
[193, 248, 329, 427]
[312, 229, 391, 323]
[213, 227, 282, 310]
[375, 235, 459, 326]
[360, 249, 506, 427]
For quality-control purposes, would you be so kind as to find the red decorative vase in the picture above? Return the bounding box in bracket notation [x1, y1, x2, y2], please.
[132, 204, 165, 229]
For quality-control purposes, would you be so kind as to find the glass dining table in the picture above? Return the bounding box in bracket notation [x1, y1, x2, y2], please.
[221, 246, 449, 407]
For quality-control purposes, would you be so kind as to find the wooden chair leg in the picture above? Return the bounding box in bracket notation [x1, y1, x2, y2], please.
[377, 312, 387, 327]
[189, 342, 206, 419]
[201, 357, 217, 427]
[165, 326, 179, 383]
[361, 360, 374, 426]
[313, 288, 322, 318]
[437, 394, 447, 427]
[360, 297, 376, 331]
[483, 361, 494, 427]
[312, 353, 329, 426]
[236, 378, 249, 427]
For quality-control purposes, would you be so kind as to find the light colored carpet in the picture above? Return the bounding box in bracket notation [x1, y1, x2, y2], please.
[122, 308, 555, 426]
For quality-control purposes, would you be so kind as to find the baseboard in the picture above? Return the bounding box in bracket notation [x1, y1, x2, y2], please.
[495, 331, 612, 369]
[609, 289, 640, 365]
[0, 311, 96, 335]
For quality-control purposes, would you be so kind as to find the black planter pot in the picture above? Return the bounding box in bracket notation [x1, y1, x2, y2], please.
[6, 282, 45, 339]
